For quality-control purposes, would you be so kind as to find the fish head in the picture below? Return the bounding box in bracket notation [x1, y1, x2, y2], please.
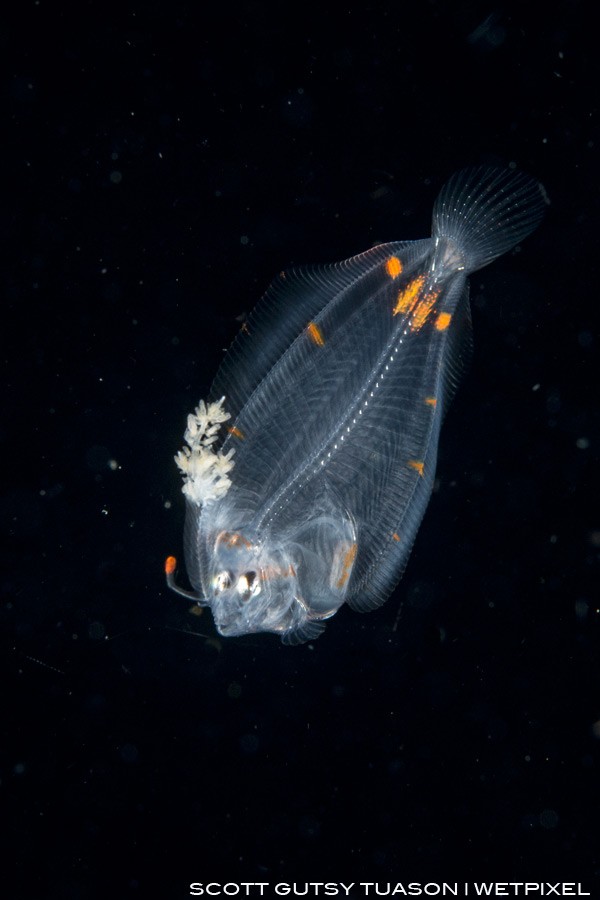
[207, 529, 305, 637]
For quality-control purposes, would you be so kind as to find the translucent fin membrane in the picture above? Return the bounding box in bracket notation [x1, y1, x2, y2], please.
[432, 166, 547, 273]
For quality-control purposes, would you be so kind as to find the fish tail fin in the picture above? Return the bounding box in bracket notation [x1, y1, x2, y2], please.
[432, 166, 547, 273]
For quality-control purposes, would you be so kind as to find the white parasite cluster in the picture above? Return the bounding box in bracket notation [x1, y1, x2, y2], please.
[174, 396, 235, 504]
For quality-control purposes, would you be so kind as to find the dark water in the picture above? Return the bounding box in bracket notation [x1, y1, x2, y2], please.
[2, 2, 599, 897]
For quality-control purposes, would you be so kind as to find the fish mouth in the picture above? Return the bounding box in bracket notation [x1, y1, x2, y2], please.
[211, 589, 304, 638]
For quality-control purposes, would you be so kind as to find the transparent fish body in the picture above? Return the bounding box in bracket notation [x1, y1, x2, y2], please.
[168, 167, 545, 643]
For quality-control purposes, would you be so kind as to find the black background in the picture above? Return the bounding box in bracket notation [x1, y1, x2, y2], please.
[2, 1, 599, 897]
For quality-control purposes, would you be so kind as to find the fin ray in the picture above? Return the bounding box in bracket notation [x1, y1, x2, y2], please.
[433, 166, 547, 272]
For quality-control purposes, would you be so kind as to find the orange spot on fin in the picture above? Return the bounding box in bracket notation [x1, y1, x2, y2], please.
[227, 425, 245, 440]
[392, 532, 401, 542]
[435, 311, 452, 331]
[335, 542, 358, 589]
[408, 460, 425, 477]
[165, 555, 177, 576]
[385, 256, 403, 279]
[307, 321, 325, 346]
[425, 396, 437, 407]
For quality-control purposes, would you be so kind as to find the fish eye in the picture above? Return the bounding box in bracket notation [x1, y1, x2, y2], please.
[237, 570, 260, 602]
[214, 570, 232, 594]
